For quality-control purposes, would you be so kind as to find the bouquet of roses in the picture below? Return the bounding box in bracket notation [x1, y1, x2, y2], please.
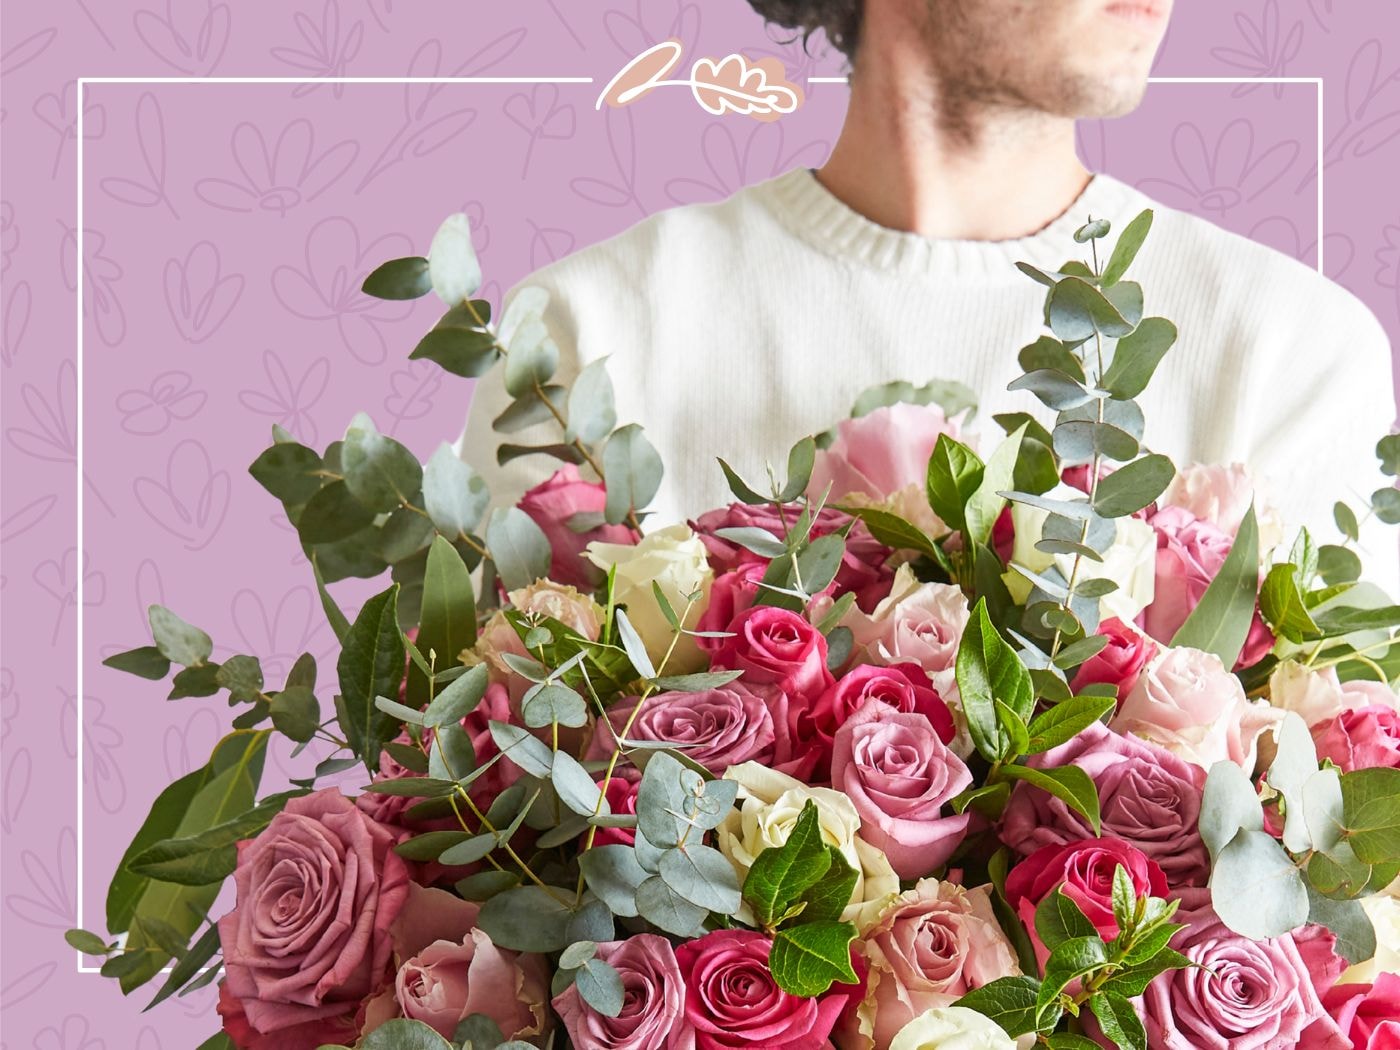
[72, 207, 1400, 1050]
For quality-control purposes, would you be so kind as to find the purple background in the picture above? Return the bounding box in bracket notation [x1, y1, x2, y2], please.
[4, 1, 1400, 1045]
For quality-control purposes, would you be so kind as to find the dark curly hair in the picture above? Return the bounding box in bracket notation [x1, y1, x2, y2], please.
[747, 0, 864, 62]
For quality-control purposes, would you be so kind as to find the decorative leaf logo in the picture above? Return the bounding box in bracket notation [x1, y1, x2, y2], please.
[597, 39, 686, 109]
[596, 39, 803, 121]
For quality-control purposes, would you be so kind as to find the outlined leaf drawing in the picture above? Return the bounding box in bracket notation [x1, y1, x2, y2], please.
[99, 92, 178, 217]
[597, 39, 686, 109]
[690, 54, 803, 120]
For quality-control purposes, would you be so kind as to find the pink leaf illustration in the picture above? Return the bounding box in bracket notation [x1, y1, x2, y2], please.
[691, 54, 802, 121]
[597, 39, 685, 109]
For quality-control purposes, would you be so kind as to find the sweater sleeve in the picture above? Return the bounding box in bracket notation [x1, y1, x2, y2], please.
[1242, 296, 1399, 594]
[452, 274, 592, 515]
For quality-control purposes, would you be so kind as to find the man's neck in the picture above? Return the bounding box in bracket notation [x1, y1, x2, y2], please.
[816, 37, 1091, 243]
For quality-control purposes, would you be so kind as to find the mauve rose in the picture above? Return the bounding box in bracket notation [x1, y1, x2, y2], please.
[1114, 645, 1282, 772]
[216, 789, 410, 1050]
[999, 722, 1210, 886]
[553, 935, 695, 1050]
[1070, 618, 1156, 700]
[830, 700, 971, 878]
[713, 605, 834, 702]
[588, 684, 778, 775]
[1301, 973, 1400, 1050]
[1004, 839, 1167, 964]
[676, 929, 863, 1050]
[362, 884, 550, 1042]
[1138, 888, 1336, 1050]
[357, 731, 427, 831]
[694, 563, 766, 654]
[1144, 506, 1273, 670]
[592, 778, 640, 847]
[518, 464, 635, 587]
[1312, 704, 1400, 771]
[837, 881, 1020, 1050]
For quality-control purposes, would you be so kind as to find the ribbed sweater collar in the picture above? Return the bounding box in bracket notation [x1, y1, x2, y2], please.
[749, 166, 1144, 282]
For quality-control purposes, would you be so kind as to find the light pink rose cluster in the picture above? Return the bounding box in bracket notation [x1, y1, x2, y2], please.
[1312, 704, 1400, 772]
[1302, 973, 1400, 1049]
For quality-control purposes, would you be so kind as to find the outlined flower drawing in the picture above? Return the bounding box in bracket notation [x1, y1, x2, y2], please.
[33, 81, 105, 179]
[6, 359, 115, 516]
[61, 692, 127, 815]
[1136, 119, 1299, 215]
[133, 0, 231, 75]
[382, 358, 442, 435]
[99, 92, 179, 218]
[162, 707, 221, 780]
[195, 119, 358, 215]
[603, 0, 701, 58]
[665, 121, 828, 204]
[270, 215, 413, 365]
[5, 827, 76, 932]
[1, 200, 17, 273]
[270, 0, 364, 98]
[59, 224, 126, 348]
[1209, 0, 1304, 97]
[3, 279, 31, 368]
[237, 349, 330, 444]
[131, 439, 232, 551]
[503, 84, 577, 178]
[115, 371, 207, 436]
[1376, 220, 1400, 325]
[228, 585, 329, 682]
[164, 241, 243, 343]
[1249, 215, 1353, 279]
[32, 548, 106, 646]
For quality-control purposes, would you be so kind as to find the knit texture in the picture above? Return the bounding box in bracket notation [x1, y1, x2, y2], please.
[459, 168, 1398, 586]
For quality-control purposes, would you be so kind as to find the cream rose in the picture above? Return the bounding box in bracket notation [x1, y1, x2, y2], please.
[1114, 645, 1283, 771]
[888, 1007, 1018, 1050]
[716, 762, 899, 930]
[507, 580, 604, 640]
[585, 523, 713, 673]
[1340, 894, 1400, 985]
[1269, 661, 1399, 728]
[1003, 484, 1156, 623]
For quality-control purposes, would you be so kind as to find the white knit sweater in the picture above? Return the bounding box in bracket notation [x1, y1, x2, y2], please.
[459, 168, 1399, 588]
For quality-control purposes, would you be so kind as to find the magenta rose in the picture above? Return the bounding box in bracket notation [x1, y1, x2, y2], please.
[1071, 618, 1156, 700]
[999, 721, 1210, 887]
[518, 464, 635, 587]
[361, 884, 550, 1042]
[589, 684, 778, 775]
[592, 777, 640, 847]
[1302, 973, 1400, 1050]
[830, 699, 971, 878]
[810, 662, 956, 759]
[216, 789, 410, 1050]
[676, 929, 862, 1050]
[712, 605, 834, 703]
[1138, 889, 1334, 1049]
[694, 563, 766, 654]
[553, 935, 695, 1050]
[1312, 704, 1400, 772]
[1004, 839, 1167, 964]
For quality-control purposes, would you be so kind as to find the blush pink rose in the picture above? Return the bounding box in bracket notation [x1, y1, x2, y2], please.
[1004, 839, 1167, 965]
[216, 789, 410, 1050]
[712, 605, 834, 703]
[592, 777, 640, 847]
[588, 684, 778, 775]
[836, 881, 1020, 1050]
[676, 929, 863, 1050]
[1138, 888, 1337, 1050]
[829, 700, 971, 878]
[1302, 974, 1400, 1050]
[1312, 704, 1400, 772]
[694, 563, 767, 654]
[553, 935, 695, 1050]
[1114, 645, 1283, 772]
[518, 465, 635, 587]
[999, 721, 1210, 887]
[809, 402, 964, 507]
[361, 884, 550, 1042]
[1144, 506, 1274, 670]
[1071, 618, 1156, 701]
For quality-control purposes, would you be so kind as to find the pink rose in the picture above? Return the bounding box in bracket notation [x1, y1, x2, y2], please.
[999, 721, 1210, 887]
[553, 935, 695, 1050]
[518, 465, 635, 587]
[713, 605, 834, 703]
[362, 884, 550, 1042]
[1004, 839, 1167, 965]
[809, 402, 964, 507]
[676, 929, 863, 1050]
[694, 563, 766, 654]
[830, 700, 971, 878]
[592, 778, 640, 847]
[460, 681, 522, 809]
[589, 684, 778, 775]
[1138, 888, 1336, 1050]
[1160, 463, 1282, 542]
[1302, 974, 1400, 1050]
[811, 663, 956, 753]
[837, 881, 1020, 1050]
[1114, 645, 1283, 772]
[1144, 506, 1273, 670]
[216, 789, 410, 1050]
[1269, 663, 1399, 730]
[1071, 618, 1156, 700]
[1312, 704, 1400, 772]
[358, 732, 429, 832]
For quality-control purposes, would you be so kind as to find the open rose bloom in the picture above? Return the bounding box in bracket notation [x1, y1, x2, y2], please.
[88, 209, 1400, 1050]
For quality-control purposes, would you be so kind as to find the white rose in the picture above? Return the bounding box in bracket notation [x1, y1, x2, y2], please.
[507, 580, 604, 641]
[716, 762, 899, 930]
[889, 1007, 1018, 1050]
[1269, 661, 1399, 728]
[1339, 894, 1400, 984]
[1003, 484, 1156, 622]
[427, 212, 481, 304]
[585, 523, 713, 673]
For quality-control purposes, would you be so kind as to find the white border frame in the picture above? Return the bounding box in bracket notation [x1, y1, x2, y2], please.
[73, 73, 1325, 973]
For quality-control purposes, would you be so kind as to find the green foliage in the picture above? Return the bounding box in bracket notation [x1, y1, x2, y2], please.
[361, 256, 432, 300]
[956, 599, 1035, 762]
[1170, 505, 1260, 666]
[336, 585, 407, 771]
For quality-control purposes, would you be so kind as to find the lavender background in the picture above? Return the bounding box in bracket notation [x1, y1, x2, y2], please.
[3, 0, 1400, 1045]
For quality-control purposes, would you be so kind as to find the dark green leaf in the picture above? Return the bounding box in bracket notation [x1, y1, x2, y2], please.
[953, 976, 1043, 1038]
[102, 645, 171, 680]
[410, 324, 500, 378]
[1035, 889, 1098, 951]
[248, 442, 323, 505]
[297, 481, 375, 544]
[408, 536, 478, 705]
[167, 664, 221, 700]
[925, 434, 984, 533]
[769, 921, 859, 997]
[1093, 453, 1174, 518]
[269, 686, 319, 743]
[336, 585, 407, 771]
[1171, 503, 1259, 665]
[1101, 209, 1153, 285]
[742, 800, 832, 928]
[362, 256, 431, 299]
[1026, 694, 1116, 753]
[1090, 991, 1147, 1050]
[956, 599, 1035, 762]
[1002, 764, 1101, 835]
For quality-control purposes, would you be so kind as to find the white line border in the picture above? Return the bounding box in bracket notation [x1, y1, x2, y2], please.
[73, 72, 1325, 973]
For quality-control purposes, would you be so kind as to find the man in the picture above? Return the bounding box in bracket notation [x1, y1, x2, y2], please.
[460, 0, 1398, 584]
